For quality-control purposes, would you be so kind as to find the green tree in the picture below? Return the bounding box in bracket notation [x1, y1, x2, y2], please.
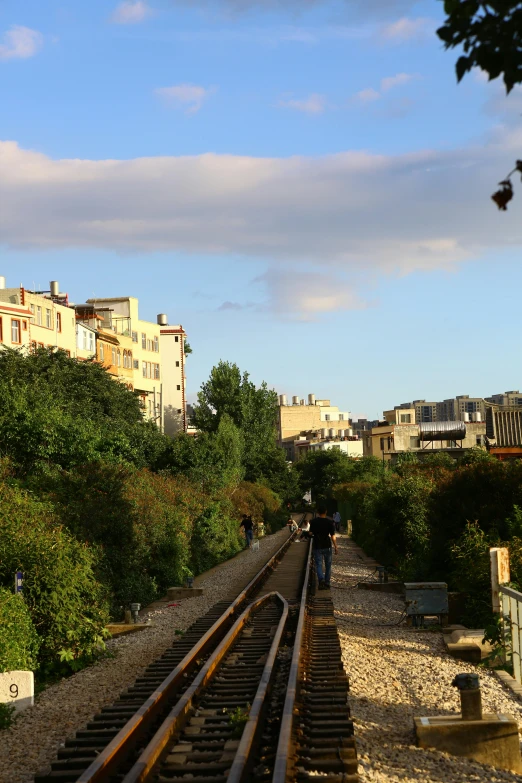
[191, 361, 288, 490]
[295, 450, 363, 502]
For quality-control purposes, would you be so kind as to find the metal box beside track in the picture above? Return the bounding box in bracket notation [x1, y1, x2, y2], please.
[404, 582, 448, 621]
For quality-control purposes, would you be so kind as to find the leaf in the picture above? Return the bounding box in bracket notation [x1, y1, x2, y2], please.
[456, 55, 471, 82]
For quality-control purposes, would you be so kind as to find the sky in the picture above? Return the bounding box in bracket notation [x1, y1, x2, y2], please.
[1, 0, 521, 419]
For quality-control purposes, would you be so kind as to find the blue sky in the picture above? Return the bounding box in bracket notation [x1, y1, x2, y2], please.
[1, 0, 521, 418]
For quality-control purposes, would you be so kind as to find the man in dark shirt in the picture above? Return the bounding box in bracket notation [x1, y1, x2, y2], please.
[310, 501, 338, 590]
[240, 515, 254, 549]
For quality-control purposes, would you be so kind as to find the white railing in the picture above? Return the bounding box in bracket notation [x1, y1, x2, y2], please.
[500, 585, 522, 682]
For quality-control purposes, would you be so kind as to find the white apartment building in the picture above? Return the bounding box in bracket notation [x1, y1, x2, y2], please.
[159, 321, 187, 436]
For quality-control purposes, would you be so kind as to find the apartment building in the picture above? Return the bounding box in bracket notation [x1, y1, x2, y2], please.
[0, 279, 77, 356]
[278, 393, 351, 460]
[85, 297, 163, 424]
[159, 320, 187, 436]
[486, 391, 522, 407]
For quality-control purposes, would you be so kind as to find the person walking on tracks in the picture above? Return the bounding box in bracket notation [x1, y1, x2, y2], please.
[333, 510, 341, 533]
[240, 514, 254, 549]
[310, 502, 338, 590]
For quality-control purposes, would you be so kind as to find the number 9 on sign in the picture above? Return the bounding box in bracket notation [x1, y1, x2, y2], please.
[10, 683, 19, 698]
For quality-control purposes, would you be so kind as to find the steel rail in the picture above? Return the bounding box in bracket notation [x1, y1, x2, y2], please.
[272, 538, 313, 783]
[122, 591, 288, 783]
[76, 530, 295, 783]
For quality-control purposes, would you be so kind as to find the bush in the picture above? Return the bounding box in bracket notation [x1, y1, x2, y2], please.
[0, 589, 39, 672]
[0, 478, 109, 673]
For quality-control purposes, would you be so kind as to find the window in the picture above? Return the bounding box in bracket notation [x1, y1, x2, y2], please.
[147, 339, 152, 352]
[36, 306, 42, 325]
[154, 336, 159, 352]
[142, 361, 147, 378]
[175, 360, 180, 367]
[22, 320, 28, 331]
[30, 304, 35, 315]
[141, 333, 146, 349]
[176, 384, 181, 390]
[339, 414, 344, 421]
[100, 343, 105, 362]
[11, 319, 21, 344]
[45, 309, 51, 329]
[132, 331, 138, 343]
[117, 349, 121, 367]
[175, 336, 179, 342]
[56, 313, 62, 332]
[112, 346, 116, 365]
[147, 362, 152, 379]
[476, 435, 483, 446]
[89, 332, 94, 352]
[83, 330, 88, 350]
[324, 414, 330, 421]
[133, 359, 139, 369]
[154, 364, 160, 380]
[400, 413, 411, 423]
[177, 409, 182, 414]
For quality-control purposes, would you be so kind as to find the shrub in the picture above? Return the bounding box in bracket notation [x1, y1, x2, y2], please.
[0, 479, 109, 673]
[0, 589, 39, 672]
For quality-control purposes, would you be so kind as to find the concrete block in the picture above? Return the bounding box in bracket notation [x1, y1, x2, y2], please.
[106, 623, 152, 637]
[0, 671, 34, 713]
[414, 714, 522, 773]
[167, 587, 204, 600]
[445, 643, 482, 664]
[358, 581, 404, 594]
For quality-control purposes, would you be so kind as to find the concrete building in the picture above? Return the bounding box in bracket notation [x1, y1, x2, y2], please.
[363, 411, 487, 463]
[159, 321, 188, 436]
[0, 279, 77, 356]
[439, 395, 487, 422]
[294, 435, 363, 461]
[86, 297, 163, 426]
[278, 393, 351, 460]
[486, 406, 522, 460]
[76, 322, 97, 361]
[486, 391, 522, 407]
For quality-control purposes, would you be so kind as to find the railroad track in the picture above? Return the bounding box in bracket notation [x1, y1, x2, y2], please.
[35, 517, 358, 783]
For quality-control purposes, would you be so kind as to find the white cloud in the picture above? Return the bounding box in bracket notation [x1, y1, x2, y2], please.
[354, 88, 381, 104]
[111, 1, 153, 24]
[2, 129, 522, 316]
[380, 72, 415, 92]
[0, 25, 43, 61]
[257, 269, 367, 320]
[279, 93, 326, 114]
[154, 84, 212, 114]
[380, 16, 434, 43]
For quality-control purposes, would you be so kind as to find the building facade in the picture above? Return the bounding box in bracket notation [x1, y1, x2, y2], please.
[486, 391, 522, 407]
[160, 323, 187, 436]
[278, 393, 352, 460]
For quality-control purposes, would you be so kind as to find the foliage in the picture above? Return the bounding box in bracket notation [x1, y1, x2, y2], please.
[191, 361, 290, 492]
[437, 1, 522, 93]
[296, 452, 382, 502]
[0, 475, 109, 674]
[230, 481, 287, 533]
[0, 348, 171, 474]
[437, 2, 522, 210]
[0, 703, 15, 731]
[0, 589, 40, 672]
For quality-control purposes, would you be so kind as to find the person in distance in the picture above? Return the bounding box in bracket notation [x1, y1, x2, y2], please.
[240, 514, 254, 549]
[310, 501, 338, 590]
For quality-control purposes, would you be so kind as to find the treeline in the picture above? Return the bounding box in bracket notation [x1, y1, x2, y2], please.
[315, 449, 522, 627]
[0, 349, 297, 677]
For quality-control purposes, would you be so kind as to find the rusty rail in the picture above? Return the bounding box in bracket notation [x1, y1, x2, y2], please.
[122, 592, 288, 783]
[75, 531, 295, 783]
[272, 539, 312, 783]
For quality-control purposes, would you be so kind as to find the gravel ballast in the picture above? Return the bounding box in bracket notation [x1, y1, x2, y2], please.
[0, 528, 289, 783]
[332, 535, 522, 783]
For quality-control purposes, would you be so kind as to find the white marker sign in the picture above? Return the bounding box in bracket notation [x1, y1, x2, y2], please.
[0, 671, 34, 713]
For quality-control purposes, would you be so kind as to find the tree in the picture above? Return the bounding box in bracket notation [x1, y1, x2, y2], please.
[295, 450, 363, 502]
[192, 361, 288, 490]
[438, 1, 522, 209]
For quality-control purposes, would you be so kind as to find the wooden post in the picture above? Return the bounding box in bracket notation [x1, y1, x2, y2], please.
[490, 547, 510, 612]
